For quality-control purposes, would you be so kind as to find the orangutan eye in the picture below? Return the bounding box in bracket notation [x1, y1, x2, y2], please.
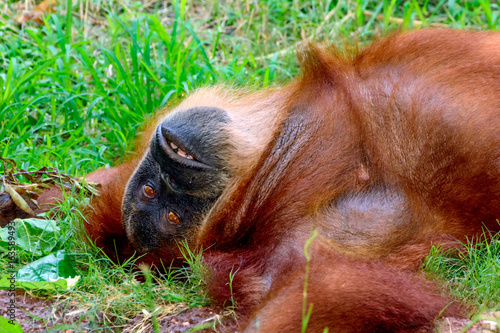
[143, 184, 156, 198]
[168, 211, 180, 224]
[168, 141, 194, 160]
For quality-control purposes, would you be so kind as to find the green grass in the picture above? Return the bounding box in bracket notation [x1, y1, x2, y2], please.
[1, 0, 500, 331]
[424, 232, 500, 312]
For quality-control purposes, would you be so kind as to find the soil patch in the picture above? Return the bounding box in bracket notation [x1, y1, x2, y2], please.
[0, 290, 235, 332]
[2, 290, 497, 332]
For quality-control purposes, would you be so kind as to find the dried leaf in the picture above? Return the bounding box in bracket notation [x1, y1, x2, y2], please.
[4, 182, 35, 215]
[29, 197, 40, 208]
[12, 186, 27, 195]
[73, 180, 83, 190]
[0, 157, 16, 168]
[19, 169, 34, 182]
[19, 184, 39, 190]
[26, 190, 41, 199]
[84, 182, 101, 196]
[10, 183, 39, 196]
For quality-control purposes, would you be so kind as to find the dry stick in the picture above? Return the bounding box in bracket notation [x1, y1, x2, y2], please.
[80, 0, 83, 35]
[142, 0, 159, 10]
[254, 3, 341, 61]
[245, 8, 255, 37]
[10, 170, 70, 178]
[6, 170, 75, 187]
[95, 0, 100, 17]
[1, 160, 7, 185]
[84, 0, 89, 39]
[314, 2, 341, 38]
[363, 10, 448, 28]
[255, 7, 448, 62]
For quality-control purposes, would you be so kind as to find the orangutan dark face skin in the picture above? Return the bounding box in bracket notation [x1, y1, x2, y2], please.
[121, 106, 233, 253]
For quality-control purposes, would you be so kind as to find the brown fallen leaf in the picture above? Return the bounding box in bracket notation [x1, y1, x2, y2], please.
[3, 182, 35, 215]
[17, 0, 58, 25]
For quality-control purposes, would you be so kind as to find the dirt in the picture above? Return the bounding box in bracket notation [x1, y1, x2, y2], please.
[437, 314, 500, 333]
[2, 289, 498, 332]
[123, 306, 235, 333]
[0, 290, 236, 332]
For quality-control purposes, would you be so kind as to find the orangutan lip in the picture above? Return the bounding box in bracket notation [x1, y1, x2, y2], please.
[154, 126, 214, 171]
[168, 141, 194, 160]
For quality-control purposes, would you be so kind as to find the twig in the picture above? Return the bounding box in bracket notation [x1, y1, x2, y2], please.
[314, 2, 341, 37]
[254, 1, 341, 61]
[10, 170, 72, 179]
[363, 10, 448, 28]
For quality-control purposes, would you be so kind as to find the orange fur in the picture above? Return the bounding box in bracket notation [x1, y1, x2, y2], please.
[82, 29, 500, 332]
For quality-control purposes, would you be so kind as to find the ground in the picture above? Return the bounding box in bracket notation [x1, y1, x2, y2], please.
[2, 290, 499, 332]
[0, 290, 235, 332]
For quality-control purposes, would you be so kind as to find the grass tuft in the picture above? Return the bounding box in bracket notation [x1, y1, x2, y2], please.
[424, 230, 500, 312]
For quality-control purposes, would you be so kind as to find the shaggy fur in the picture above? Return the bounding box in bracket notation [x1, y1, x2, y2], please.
[80, 29, 500, 332]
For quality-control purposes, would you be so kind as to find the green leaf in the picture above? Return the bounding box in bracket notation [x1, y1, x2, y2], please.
[0, 316, 23, 333]
[148, 15, 171, 45]
[0, 218, 61, 257]
[0, 275, 68, 293]
[0, 250, 79, 292]
[16, 250, 77, 282]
